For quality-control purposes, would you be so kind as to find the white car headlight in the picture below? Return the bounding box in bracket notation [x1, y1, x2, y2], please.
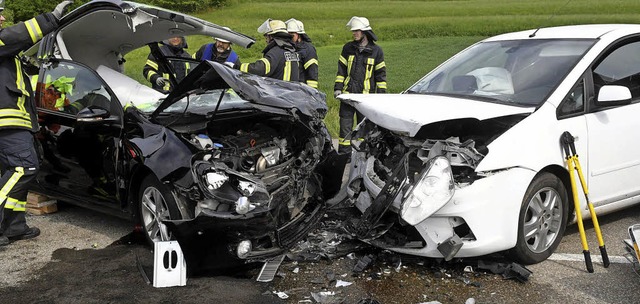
[400, 156, 455, 225]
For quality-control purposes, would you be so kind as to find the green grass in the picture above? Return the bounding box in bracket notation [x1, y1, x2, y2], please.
[122, 0, 640, 136]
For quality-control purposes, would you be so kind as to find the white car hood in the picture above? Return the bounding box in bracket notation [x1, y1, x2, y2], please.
[339, 94, 535, 136]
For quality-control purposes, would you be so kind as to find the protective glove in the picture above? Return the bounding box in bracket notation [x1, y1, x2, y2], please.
[52, 0, 74, 20]
[334, 90, 342, 99]
[155, 77, 167, 87]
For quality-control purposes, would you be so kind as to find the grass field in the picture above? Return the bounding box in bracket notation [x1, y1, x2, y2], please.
[122, 0, 640, 135]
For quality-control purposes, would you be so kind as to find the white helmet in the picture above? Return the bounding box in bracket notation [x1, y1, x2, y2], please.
[257, 19, 287, 35]
[346, 16, 372, 31]
[0, 0, 4, 11]
[214, 27, 232, 43]
[285, 18, 305, 34]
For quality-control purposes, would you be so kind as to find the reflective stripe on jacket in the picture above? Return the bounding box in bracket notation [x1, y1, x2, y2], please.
[296, 40, 318, 88]
[240, 38, 300, 82]
[334, 40, 386, 94]
[0, 13, 58, 132]
[143, 44, 191, 93]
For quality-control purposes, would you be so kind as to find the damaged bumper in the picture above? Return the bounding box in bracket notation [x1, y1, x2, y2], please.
[344, 145, 536, 259]
[164, 200, 325, 271]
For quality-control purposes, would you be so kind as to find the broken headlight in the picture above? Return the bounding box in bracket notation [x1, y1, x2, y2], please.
[206, 171, 229, 190]
[400, 156, 455, 225]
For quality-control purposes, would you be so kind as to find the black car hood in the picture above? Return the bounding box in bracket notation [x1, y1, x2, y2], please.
[151, 61, 328, 119]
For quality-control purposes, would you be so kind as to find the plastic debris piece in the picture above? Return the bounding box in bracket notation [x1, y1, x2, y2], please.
[476, 260, 533, 283]
[466, 298, 476, 304]
[293, 267, 300, 274]
[353, 254, 376, 273]
[336, 280, 353, 287]
[326, 270, 336, 281]
[274, 291, 289, 299]
[394, 259, 402, 272]
[418, 301, 442, 304]
[464, 266, 473, 273]
[311, 291, 336, 303]
[347, 253, 356, 259]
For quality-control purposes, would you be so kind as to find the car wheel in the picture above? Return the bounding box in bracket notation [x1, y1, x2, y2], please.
[509, 172, 568, 264]
[138, 174, 181, 245]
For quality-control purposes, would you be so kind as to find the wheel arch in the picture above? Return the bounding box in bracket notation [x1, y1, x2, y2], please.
[127, 164, 154, 220]
[538, 164, 575, 224]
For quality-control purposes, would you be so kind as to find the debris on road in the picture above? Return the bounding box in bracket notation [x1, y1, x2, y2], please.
[476, 260, 533, 282]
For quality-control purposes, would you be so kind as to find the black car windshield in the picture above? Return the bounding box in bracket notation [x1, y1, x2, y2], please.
[406, 39, 595, 106]
[140, 89, 250, 115]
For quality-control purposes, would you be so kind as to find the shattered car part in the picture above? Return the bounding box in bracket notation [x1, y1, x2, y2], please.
[476, 260, 533, 283]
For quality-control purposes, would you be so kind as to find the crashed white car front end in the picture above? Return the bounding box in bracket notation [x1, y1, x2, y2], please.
[338, 94, 536, 261]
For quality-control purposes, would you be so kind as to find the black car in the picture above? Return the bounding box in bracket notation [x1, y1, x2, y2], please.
[24, 0, 344, 271]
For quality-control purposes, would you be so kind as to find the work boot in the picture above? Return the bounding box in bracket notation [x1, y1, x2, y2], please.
[7, 227, 41, 242]
[0, 236, 9, 246]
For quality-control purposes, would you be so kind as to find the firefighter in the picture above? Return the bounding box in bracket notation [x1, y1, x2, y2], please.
[194, 29, 241, 69]
[142, 36, 191, 94]
[240, 19, 300, 82]
[286, 18, 318, 89]
[0, 0, 74, 246]
[334, 16, 387, 154]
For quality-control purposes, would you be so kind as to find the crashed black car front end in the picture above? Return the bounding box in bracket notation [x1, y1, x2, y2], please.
[148, 62, 344, 271]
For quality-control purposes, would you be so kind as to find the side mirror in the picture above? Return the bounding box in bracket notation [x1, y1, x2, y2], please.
[77, 105, 110, 121]
[596, 85, 632, 106]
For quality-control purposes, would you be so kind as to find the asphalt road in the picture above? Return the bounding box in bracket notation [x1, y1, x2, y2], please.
[527, 203, 640, 304]
[1, 201, 639, 303]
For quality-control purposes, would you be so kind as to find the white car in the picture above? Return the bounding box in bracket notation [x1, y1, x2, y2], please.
[334, 24, 640, 264]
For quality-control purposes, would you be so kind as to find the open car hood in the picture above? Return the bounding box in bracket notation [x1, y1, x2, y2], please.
[57, 0, 254, 58]
[339, 94, 535, 136]
[152, 61, 328, 119]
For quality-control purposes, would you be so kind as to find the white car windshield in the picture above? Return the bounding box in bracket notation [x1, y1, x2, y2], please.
[406, 39, 596, 106]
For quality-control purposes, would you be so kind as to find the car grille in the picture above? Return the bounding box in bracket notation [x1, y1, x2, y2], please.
[276, 202, 324, 248]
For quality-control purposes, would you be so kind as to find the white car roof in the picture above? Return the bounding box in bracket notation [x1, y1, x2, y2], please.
[485, 24, 640, 41]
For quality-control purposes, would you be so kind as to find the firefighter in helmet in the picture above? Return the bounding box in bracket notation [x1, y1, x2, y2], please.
[240, 19, 300, 82]
[334, 16, 387, 154]
[286, 18, 318, 89]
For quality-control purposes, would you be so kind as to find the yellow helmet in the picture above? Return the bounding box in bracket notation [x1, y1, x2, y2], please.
[257, 19, 287, 35]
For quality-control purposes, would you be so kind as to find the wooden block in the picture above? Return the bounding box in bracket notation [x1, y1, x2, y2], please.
[27, 199, 57, 208]
[26, 202, 58, 215]
[27, 192, 50, 204]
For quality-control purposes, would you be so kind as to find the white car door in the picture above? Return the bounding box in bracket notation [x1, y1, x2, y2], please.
[585, 39, 640, 206]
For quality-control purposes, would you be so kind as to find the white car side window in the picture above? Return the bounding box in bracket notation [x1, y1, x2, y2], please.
[593, 40, 640, 101]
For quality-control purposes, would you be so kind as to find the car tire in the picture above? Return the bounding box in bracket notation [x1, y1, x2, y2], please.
[138, 174, 181, 245]
[509, 172, 568, 265]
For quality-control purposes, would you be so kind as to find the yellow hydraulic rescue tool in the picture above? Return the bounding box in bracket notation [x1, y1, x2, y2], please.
[561, 131, 610, 273]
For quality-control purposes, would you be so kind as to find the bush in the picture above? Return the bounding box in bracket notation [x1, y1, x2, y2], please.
[5, 0, 226, 22]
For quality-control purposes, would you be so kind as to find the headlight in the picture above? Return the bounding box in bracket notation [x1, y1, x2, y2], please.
[206, 171, 228, 190]
[400, 156, 454, 225]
